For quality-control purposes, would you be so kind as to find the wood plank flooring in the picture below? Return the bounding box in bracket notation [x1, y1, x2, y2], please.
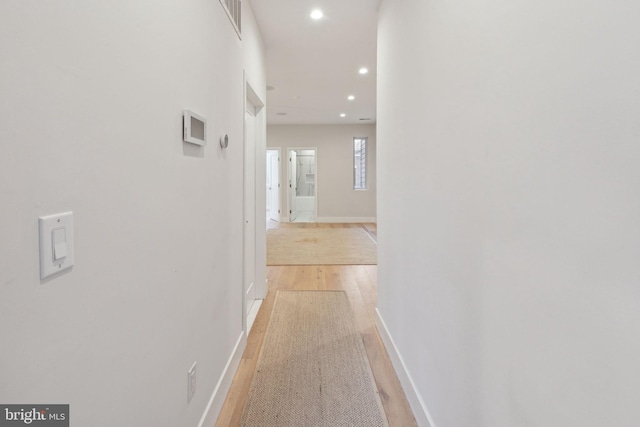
[214, 222, 417, 427]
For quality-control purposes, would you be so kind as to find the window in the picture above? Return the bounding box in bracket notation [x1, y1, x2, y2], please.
[353, 137, 367, 190]
[219, 0, 242, 38]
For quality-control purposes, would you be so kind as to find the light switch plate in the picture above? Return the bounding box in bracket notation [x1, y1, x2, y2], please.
[39, 211, 74, 280]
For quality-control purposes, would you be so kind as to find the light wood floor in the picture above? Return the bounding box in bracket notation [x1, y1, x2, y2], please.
[214, 222, 417, 426]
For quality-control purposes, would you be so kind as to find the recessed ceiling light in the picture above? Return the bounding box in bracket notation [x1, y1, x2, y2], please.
[347, 95, 355, 101]
[359, 67, 368, 75]
[340, 113, 346, 118]
[276, 112, 287, 116]
[310, 9, 323, 19]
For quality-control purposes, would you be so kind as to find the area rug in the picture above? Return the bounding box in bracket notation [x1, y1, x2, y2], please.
[240, 291, 388, 427]
[266, 228, 377, 265]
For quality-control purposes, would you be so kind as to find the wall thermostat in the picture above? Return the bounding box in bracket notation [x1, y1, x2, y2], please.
[183, 110, 207, 146]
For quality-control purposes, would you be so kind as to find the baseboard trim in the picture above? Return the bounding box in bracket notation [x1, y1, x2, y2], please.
[315, 216, 376, 223]
[375, 308, 436, 427]
[198, 331, 247, 427]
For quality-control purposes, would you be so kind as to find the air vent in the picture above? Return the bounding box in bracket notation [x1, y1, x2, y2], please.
[219, 0, 242, 38]
[359, 118, 371, 121]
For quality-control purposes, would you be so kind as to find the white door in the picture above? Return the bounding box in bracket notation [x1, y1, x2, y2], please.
[267, 150, 280, 222]
[288, 150, 297, 222]
[244, 107, 257, 321]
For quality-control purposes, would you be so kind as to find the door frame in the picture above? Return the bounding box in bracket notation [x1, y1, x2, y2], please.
[243, 75, 266, 334]
[286, 147, 318, 223]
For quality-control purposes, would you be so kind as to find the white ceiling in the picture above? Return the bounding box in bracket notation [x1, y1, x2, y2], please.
[248, 0, 379, 125]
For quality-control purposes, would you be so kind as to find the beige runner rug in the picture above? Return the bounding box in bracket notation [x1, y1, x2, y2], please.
[240, 291, 389, 427]
[267, 228, 377, 265]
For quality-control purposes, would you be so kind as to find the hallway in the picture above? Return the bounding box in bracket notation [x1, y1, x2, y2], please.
[215, 223, 416, 426]
[2, 1, 638, 425]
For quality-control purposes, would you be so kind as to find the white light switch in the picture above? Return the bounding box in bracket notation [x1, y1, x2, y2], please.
[39, 212, 74, 279]
[52, 227, 68, 260]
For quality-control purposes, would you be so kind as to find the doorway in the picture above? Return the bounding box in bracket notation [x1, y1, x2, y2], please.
[243, 79, 265, 335]
[266, 149, 281, 224]
[287, 148, 317, 223]
[244, 104, 257, 332]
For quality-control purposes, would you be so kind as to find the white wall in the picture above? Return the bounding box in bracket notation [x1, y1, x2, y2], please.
[243, 3, 266, 102]
[377, 1, 640, 426]
[0, 1, 265, 426]
[268, 124, 376, 222]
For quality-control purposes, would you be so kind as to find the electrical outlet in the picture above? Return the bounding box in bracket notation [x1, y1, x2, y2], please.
[188, 362, 197, 403]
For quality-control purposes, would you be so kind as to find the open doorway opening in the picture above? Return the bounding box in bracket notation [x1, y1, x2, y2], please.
[287, 148, 317, 223]
[243, 78, 265, 335]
